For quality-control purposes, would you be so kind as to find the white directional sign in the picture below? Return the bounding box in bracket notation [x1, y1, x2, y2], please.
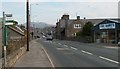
[99, 23, 115, 29]
[5, 14, 14, 25]
[5, 22, 14, 25]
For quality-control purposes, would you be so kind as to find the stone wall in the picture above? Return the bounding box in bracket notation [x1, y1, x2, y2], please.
[2, 26, 26, 67]
[6, 46, 26, 67]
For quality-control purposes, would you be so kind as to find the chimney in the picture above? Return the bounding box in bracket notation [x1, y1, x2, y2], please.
[77, 16, 80, 20]
[62, 14, 69, 20]
[84, 17, 86, 19]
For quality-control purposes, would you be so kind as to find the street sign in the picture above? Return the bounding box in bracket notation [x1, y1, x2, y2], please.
[5, 14, 14, 25]
[5, 14, 12, 17]
[99, 23, 115, 29]
[5, 22, 14, 25]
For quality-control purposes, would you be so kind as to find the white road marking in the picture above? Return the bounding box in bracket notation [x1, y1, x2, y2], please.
[99, 56, 119, 64]
[104, 46, 118, 49]
[70, 47, 78, 50]
[58, 43, 62, 45]
[64, 45, 68, 47]
[44, 41, 49, 42]
[33, 41, 37, 43]
[81, 50, 93, 55]
[42, 47, 55, 68]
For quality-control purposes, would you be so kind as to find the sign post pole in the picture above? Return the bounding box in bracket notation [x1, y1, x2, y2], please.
[3, 12, 13, 68]
[3, 12, 7, 68]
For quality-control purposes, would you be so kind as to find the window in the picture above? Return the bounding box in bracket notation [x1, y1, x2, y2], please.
[74, 24, 81, 28]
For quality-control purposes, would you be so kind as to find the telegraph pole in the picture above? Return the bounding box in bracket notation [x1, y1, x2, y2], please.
[26, 0, 30, 51]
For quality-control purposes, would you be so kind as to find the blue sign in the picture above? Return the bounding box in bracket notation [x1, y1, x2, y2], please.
[99, 23, 115, 29]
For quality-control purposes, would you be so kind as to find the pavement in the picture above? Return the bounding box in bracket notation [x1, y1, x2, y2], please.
[14, 39, 53, 67]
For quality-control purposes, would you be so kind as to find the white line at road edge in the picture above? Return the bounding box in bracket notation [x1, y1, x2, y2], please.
[99, 56, 119, 64]
[42, 47, 55, 68]
[81, 50, 93, 55]
[70, 47, 78, 50]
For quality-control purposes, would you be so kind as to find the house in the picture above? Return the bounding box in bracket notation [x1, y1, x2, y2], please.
[55, 14, 105, 40]
[55, 14, 119, 41]
[55, 14, 84, 39]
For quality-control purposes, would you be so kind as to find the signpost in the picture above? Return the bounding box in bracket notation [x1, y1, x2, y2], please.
[3, 12, 13, 68]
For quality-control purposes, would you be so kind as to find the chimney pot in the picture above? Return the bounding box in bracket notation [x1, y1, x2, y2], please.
[77, 16, 80, 20]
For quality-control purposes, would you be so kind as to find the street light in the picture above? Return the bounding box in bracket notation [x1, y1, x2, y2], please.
[30, 3, 38, 39]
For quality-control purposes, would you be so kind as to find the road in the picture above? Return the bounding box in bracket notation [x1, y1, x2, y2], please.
[36, 38, 119, 68]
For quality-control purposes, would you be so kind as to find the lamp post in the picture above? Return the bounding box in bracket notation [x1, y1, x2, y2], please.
[30, 3, 38, 39]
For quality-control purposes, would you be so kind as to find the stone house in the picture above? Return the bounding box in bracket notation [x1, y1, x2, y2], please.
[55, 14, 104, 39]
[55, 14, 84, 39]
[55, 14, 118, 40]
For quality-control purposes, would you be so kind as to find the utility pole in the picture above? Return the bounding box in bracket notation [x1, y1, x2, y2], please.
[26, 0, 30, 51]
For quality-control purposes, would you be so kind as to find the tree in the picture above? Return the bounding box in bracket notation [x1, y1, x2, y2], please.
[81, 21, 93, 36]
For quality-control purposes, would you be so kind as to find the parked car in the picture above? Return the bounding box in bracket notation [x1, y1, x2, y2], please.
[42, 35, 46, 38]
[46, 35, 53, 40]
[118, 42, 120, 46]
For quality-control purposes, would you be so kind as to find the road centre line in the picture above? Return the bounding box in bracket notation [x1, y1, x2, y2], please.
[81, 50, 93, 55]
[64, 45, 68, 47]
[99, 56, 119, 64]
[70, 47, 78, 50]
[58, 43, 62, 45]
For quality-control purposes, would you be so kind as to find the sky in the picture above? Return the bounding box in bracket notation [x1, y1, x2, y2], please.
[1, 0, 119, 25]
